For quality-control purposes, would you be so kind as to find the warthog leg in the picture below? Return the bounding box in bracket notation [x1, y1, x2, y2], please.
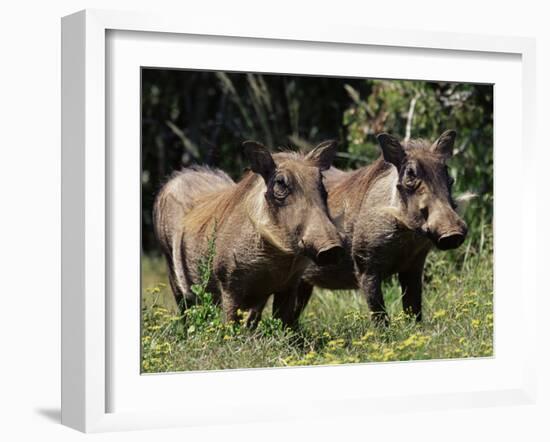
[221, 292, 239, 324]
[293, 280, 314, 324]
[273, 280, 314, 328]
[272, 277, 310, 328]
[221, 290, 268, 329]
[398, 264, 424, 322]
[245, 298, 269, 329]
[359, 272, 388, 325]
[166, 255, 196, 314]
[272, 289, 296, 328]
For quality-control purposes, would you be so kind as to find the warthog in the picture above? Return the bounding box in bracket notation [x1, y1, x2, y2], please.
[153, 140, 344, 327]
[274, 130, 468, 325]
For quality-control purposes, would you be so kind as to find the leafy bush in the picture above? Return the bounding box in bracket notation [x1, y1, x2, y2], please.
[342, 80, 493, 241]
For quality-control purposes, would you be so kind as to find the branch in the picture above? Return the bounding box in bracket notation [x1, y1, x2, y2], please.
[165, 120, 200, 159]
[404, 93, 420, 143]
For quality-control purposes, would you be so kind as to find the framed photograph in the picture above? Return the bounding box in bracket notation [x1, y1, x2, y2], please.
[61, 9, 537, 432]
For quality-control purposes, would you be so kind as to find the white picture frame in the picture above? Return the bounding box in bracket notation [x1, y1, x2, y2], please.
[61, 9, 537, 433]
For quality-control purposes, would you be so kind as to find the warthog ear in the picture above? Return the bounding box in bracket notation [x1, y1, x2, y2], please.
[431, 130, 456, 159]
[306, 140, 338, 171]
[377, 133, 405, 168]
[243, 141, 276, 183]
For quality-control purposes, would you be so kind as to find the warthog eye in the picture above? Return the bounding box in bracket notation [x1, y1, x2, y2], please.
[403, 165, 419, 191]
[272, 175, 290, 201]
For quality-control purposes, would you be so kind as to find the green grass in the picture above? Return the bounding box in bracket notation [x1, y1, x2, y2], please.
[141, 229, 493, 373]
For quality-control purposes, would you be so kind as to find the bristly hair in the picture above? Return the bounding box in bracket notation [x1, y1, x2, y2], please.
[403, 138, 432, 151]
[183, 151, 310, 250]
[329, 157, 393, 212]
[273, 148, 305, 162]
[183, 170, 259, 235]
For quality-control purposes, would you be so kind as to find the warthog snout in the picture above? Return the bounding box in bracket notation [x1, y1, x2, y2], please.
[301, 205, 344, 266]
[437, 228, 467, 250]
[426, 202, 468, 251]
[315, 244, 345, 266]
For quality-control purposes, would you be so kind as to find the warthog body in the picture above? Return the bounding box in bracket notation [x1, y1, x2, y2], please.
[276, 130, 468, 324]
[154, 141, 343, 326]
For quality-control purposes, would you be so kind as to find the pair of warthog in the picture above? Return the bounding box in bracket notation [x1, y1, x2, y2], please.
[154, 130, 468, 327]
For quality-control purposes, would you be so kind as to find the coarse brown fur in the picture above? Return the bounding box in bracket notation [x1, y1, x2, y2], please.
[154, 141, 343, 327]
[275, 131, 468, 325]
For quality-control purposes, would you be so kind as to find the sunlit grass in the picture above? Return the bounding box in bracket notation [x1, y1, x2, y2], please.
[141, 229, 493, 373]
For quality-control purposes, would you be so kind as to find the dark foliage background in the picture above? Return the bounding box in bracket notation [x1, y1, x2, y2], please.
[141, 69, 493, 254]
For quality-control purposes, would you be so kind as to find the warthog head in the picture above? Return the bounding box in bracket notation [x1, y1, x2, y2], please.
[243, 140, 344, 266]
[377, 130, 468, 250]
